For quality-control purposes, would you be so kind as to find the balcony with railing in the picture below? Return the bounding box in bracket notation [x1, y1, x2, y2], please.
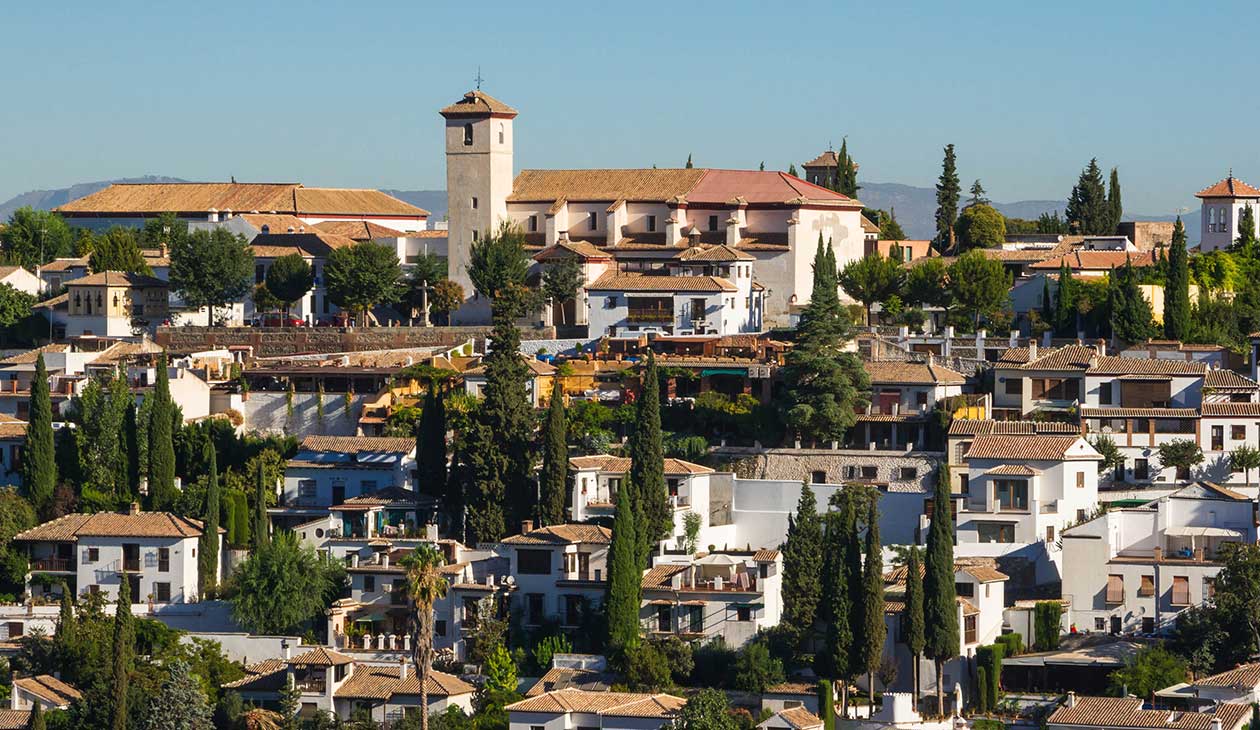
[627, 307, 674, 323]
[30, 557, 74, 572]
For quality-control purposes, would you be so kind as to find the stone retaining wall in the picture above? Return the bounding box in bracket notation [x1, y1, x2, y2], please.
[156, 325, 556, 357]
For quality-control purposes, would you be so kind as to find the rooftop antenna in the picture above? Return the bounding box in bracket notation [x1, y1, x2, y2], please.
[474, 67, 484, 91]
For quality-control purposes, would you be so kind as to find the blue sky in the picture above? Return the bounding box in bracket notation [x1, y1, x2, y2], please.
[1, 1, 1254, 214]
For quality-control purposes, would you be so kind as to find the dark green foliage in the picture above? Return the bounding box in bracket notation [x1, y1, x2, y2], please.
[169, 228, 254, 317]
[148, 355, 177, 511]
[1157, 438, 1203, 477]
[732, 639, 785, 693]
[976, 643, 1004, 711]
[835, 139, 859, 198]
[903, 546, 925, 696]
[542, 257, 583, 325]
[252, 459, 269, 550]
[1165, 218, 1191, 340]
[1038, 211, 1069, 234]
[815, 508, 853, 682]
[324, 242, 404, 324]
[1109, 259, 1157, 343]
[818, 681, 835, 730]
[229, 531, 346, 635]
[416, 382, 448, 508]
[976, 665, 988, 713]
[672, 688, 735, 730]
[123, 401, 140, 499]
[29, 701, 44, 730]
[623, 641, 673, 691]
[782, 238, 869, 445]
[88, 227, 152, 275]
[264, 253, 315, 312]
[141, 660, 214, 730]
[199, 440, 220, 595]
[1066, 159, 1112, 235]
[924, 464, 958, 714]
[955, 204, 1006, 250]
[968, 180, 989, 206]
[948, 250, 1011, 328]
[996, 633, 1023, 657]
[0, 490, 36, 597]
[1108, 168, 1123, 234]
[468, 221, 531, 301]
[1108, 646, 1186, 701]
[111, 572, 134, 730]
[538, 378, 568, 526]
[631, 351, 669, 562]
[1234, 205, 1259, 256]
[23, 354, 55, 514]
[1033, 602, 1062, 651]
[861, 495, 886, 684]
[934, 144, 961, 252]
[837, 250, 904, 324]
[0, 207, 75, 269]
[904, 258, 952, 310]
[880, 208, 907, 241]
[605, 475, 641, 652]
[781, 482, 823, 651]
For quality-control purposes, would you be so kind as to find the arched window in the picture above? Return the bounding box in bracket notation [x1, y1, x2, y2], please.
[498, 123, 505, 144]
[463, 123, 473, 146]
[1209, 208, 1217, 231]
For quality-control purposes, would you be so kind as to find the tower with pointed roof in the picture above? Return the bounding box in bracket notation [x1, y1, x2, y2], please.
[440, 90, 518, 323]
[1196, 173, 1260, 251]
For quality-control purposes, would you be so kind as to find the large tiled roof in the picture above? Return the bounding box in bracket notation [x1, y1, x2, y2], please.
[0, 416, 27, 439]
[774, 707, 824, 730]
[1193, 662, 1260, 689]
[439, 90, 518, 117]
[0, 710, 31, 730]
[1197, 176, 1260, 199]
[1029, 251, 1158, 271]
[1047, 696, 1249, 730]
[508, 168, 857, 207]
[64, 271, 168, 288]
[642, 563, 689, 589]
[568, 455, 714, 475]
[965, 435, 1091, 461]
[1081, 407, 1198, 419]
[588, 272, 736, 293]
[804, 150, 840, 168]
[223, 659, 288, 692]
[1016, 344, 1098, 370]
[525, 667, 616, 696]
[676, 244, 755, 262]
[506, 688, 685, 718]
[884, 558, 1008, 584]
[313, 220, 409, 240]
[334, 664, 473, 699]
[1202, 402, 1260, 417]
[948, 419, 1081, 436]
[289, 646, 354, 666]
[1087, 356, 1206, 376]
[249, 231, 358, 258]
[502, 524, 612, 546]
[864, 360, 967, 385]
[55, 182, 425, 217]
[13, 674, 81, 706]
[1204, 370, 1260, 390]
[13, 510, 211, 541]
[237, 213, 310, 235]
[533, 240, 613, 262]
[300, 435, 415, 455]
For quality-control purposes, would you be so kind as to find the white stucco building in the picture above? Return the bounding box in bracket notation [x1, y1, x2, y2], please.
[1197, 175, 1260, 252]
[640, 549, 782, 648]
[568, 455, 716, 549]
[500, 523, 611, 632]
[280, 436, 416, 522]
[506, 688, 684, 730]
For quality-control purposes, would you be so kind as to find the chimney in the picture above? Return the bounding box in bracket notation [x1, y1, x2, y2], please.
[282, 639, 291, 660]
[1210, 719, 1222, 730]
[521, 519, 534, 535]
[926, 352, 935, 367]
[1096, 338, 1107, 357]
[350, 553, 359, 568]
[399, 655, 409, 682]
[1028, 341, 1037, 361]
[1066, 691, 1077, 709]
[381, 552, 390, 568]
[128, 502, 141, 516]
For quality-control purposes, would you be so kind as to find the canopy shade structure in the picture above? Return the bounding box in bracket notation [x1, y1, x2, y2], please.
[1164, 526, 1243, 538]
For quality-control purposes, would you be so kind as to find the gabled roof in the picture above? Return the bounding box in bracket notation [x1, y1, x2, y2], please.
[1202, 402, 1260, 417]
[884, 558, 1008, 584]
[1204, 369, 1260, 390]
[772, 707, 824, 730]
[334, 664, 474, 699]
[676, 244, 755, 262]
[1193, 662, 1260, 689]
[1047, 696, 1249, 730]
[568, 454, 714, 475]
[1029, 251, 1157, 271]
[300, 435, 415, 455]
[864, 360, 967, 385]
[502, 524, 612, 546]
[249, 231, 357, 258]
[533, 240, 613, 262]
[588, 272, 737, 293]
[64, 271, 168, 288]
[13, 510, 213, 541]
[508, 169, 858, 207]
[313, 220, 409, 241]
[13, 674, 81, 706]
[237, 213, 311, 235]
[56, 182, 426, 217]
[289, 646, 354, 666]
[1015, 344, 1098, 371]
[804, 150, 840, 168]
[1171, 481, 1250, 502]
[505, 687, 685, 718]
[1086, 356, 1206, 376]
[965, 435, 1096, 461]
[525, 667, 616, 696]
[439, 90, 518, 118]
[948, 419, 1081, 436]
[1197, 176, 1260, 199]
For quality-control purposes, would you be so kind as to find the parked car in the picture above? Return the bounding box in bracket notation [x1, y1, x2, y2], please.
[250, 314, 306, 327]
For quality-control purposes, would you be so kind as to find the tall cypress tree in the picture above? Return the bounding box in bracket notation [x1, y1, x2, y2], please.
[836, 139, 859, 198]
[30, 701, 45, 730]
[56, 586, 75, 648]
[1066, 159, 1109, 235]
[538, 377, 568, 526]
[147, 354, 176, 511]
[843, 493, 866, 692]
[123, 400, 140, 501]
[1235, 205, 1259, 256]
[605, 477, 640, 653]
[1107, 167, 1123, 233]
[631, 351, 668, 563]
[903, 547, 925, 704]
[933, 144, 960, 252]
[252, 459, 269, 550]
[23, 353, 56, 514]
[1111, 259, 1156, 344]
[815, 510, 852, 708]
[923, 465, 958, 717]
[1165, 218, 1191, 340]
[415, 381, 448, 509]
[1040, 276, 1053, 328]
[861, 494, 886, 708]
[199, 440, 220, 595]
[781, 481, 823, 652]
[1054, 260, 1076, 337]
[110, 572, 134, 730]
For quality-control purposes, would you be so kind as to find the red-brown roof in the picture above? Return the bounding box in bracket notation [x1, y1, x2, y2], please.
[1047, 696, 1249, 730]
[439, 90, 518, 118]
[568, 455, 714, 475]
[505, 688, 685, 718]
[13, 510, 213, 541]
[1197, 176, 1260, 199]
[965, 435, 1095, 461]
[502, 524, 612, 546]
[1029, 251, 1157, 272]
[508, 169, 858, 207]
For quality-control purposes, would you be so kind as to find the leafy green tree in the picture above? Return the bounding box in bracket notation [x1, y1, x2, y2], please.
[111, 571, 134, 730]
[430, 279, 464, 325]
[968, 180, 989, 206]
[1159, 225, 1189, 336]
[623, 641, 673, 691]
[955, 204, 1006, 250]
[1037, 211, 1069, 234]
[70, 372, 132, 507]
[264, 254, 314, 317]
[401, 545, 449, 730]
[416, 382, 448, 510]
[631, 351, 669, 562]
[1108, 646, 1185, 702]
[1157, 439, 1202, 479]
[781, 481, 823, 651]
[1054, 260, 1076, 336]
[251, 282, 281, 318]
[782, 239, 869, 446]
[903, 546, 925, 700]
[148, 355, 177, 511]
[685, 154, 694, 169]
[605, 472, 641, 653]
[904, 258, 951, 310]
[401, 253, 449, 318]
[89, 227, 152, 275]
[0, 207, 74, 269]
[468, 221, 531, 301]
[142, 660, 214, 730]
[788, 163, 798, 177]
[477, 644, 520, 730]
[0, 489, 36, 595]
[325, 242, 403, 325]
[199, 440, 220, 596]
[252, 459, 269, 550]
[1234, 205, 1259, 256]
[124, 401, 141, 498]
[1232, 445, 1260, 488]
[229, 531, 345, 635]
[1190, 250, 1238, 293]
[542, 256, 583, 326]
[880, 207, 907, 241]
[671, 688, 736, 730]
[1107, 167, 1123, 234]
[1066, 159, 1111, 235]
[924, 464, 958, 717]
[531, 634, 572, 674]
[0, 284, 34, 335]
[948, 250, 1011, 328]
[169, 228, 254, 322]
[1091, 435, 1126, 482]
[861, 495, 886, 698]
[23, 354, 55, 514]
[1110, 259, 1157, 343]
[539, 378, 568, 526]
[934, 144, 960, 252]
[732, 640, 785, 693]
[837, 251, 904, 325]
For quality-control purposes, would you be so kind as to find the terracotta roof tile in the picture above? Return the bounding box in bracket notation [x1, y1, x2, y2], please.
[439, 90, 518, 118]
[506, 688, 684, 718]
[57, 182, 302, 214]
[289, 646, 354, 666]
[292, 188, 427, 217]
[1204, 370, 1260, 390]
[1197, 177, 1260, 199]
[13, 510, 211, 541]
[964, 435, 1095, 461]
[1203, 402, 1260, 417]
[753, 549, 781, 562]
[568, 455, 713, 475]
[642, 564, 689, 589]
[1029, 251, 1158, 271]
[64, 271, 167, 288]
[864, 360, 967, 385]
[313, 220, 410, 240]
[525, 667, 615, 696]
[237, 213, 311, 235]
[300, 436, 415, 455]
[985, 464, 1042, 476]
[533, 240, 613, 262]
[588, 272, 736, 293]
[1082, 407, 1198, 418]
[335, 664, 473, 699]
[884, 558, 1008, 584]
[13, 674, 81, 706]
[1047, 696, 1249, 730]
[1194, 662, 1260, 689]
[774, 707, 824, 730]
[510, 169, 705, 203]
[502, 524, 612, 546]
[1018, 344, 1098, 370]
[0, 710, 31, 730]
[676, 244, 755, 262]
[1087, 357, 1206, 376]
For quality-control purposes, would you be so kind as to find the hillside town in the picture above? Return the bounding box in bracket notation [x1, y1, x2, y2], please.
[2, 86, 1260, 730]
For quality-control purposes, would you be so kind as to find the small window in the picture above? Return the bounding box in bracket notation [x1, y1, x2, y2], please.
[498, 123, 505, 144]
[1046, 525, 1055, 542]
[647, 215, 657, 232]
[1099, 382, 1113, 404]
[899, 467, 918, 481]
[1139, 574, 1155, 597]
[87, 548, 99, 562]
[155, 582, 171, 603]
[708, 215, 719, 231]
[1205, 577, 1216, 601]
[463, 123, 473, 146]
[955, 582, 975, 598]
[1076, 472, 1085, 489]
[1142, 617, 1155, 633]
[471, 197, 478, 210]
[860, 466, 877, 479]
[810, 470, 826, 484]
[1172, 576, 1190, 606]
[1233, 425, 1247, 440]
[529, 215, 538, 233]
[604, 296, 617, 309]
[1095, 617, 1107, 631]
[588, 212, 597, 231]
[435, 620, 447, 637]
[1004, 379, 1021, 395]
[471, 229, 479, 242]
[959, 474, 970, 494]
[736, 606, 752, 622]
[364, 576, 376, 592]
[158, 547, 169, 572]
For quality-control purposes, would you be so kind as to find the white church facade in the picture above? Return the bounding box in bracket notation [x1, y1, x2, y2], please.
[438, 90, 867, 327]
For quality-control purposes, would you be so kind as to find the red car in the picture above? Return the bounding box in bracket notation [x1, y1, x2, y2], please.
[252, 315, 306, 327]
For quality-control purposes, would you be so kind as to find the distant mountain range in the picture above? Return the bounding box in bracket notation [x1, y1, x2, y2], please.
[1, 177, 1189, 244]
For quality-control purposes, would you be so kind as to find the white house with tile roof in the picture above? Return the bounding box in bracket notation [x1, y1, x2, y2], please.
[568, 454, 716, 551]
[1061, 481, 1255, 636]
[279, 436, 416, 531]
[855, 358, 968, 451]
[759, 707, 823, 730]
[1047, 694, 1249, 730]
[639, 548, 783, 648]
[439, 89, 866, 327]
[11, 503, 220, 606]
[506, 688, 685, 730]
[0, 266, 41, 297]
[946, 419, 1083, 497]
[1197, 175, 1260, 252]
[501, 523, 612, 632]
[1155, 662, 1260, 711]
[8, 674, 80, 712]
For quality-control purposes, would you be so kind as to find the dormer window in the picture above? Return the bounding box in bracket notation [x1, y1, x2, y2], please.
[463, 123, 473, 146]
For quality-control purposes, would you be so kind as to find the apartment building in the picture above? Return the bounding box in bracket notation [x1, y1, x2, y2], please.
[500, 523, 611, 632]
[639, 549, 782, 648]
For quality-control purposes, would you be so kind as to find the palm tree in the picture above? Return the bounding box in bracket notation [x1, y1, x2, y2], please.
[401, 544, 449, 730]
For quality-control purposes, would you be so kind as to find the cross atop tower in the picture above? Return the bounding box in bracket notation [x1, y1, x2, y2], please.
[474, 67, 484, 91]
